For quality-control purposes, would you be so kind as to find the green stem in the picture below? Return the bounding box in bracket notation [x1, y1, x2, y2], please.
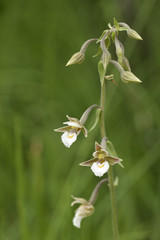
[108, 167, 119, 240]
[99, 81, 119, 240]
[100, 82, 106, 138]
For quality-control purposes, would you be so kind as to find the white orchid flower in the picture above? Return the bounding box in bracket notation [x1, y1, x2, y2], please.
[54, 105, 100, 148]
[54, 115, 87, 148]
[71, 196, 94, 228]
[80, 140, 122, 177]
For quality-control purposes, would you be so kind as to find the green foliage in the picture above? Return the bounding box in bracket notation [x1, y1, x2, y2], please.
[0, 0, 160, 240]
[113, 17, 120, 31]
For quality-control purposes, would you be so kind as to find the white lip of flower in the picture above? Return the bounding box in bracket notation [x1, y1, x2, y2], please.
[80, 141, 122, 177]
[73, 209, 83, 228]
[61, 132, 77, 148]
[91, 161, 109, 177]
[71, 196, 94, 229]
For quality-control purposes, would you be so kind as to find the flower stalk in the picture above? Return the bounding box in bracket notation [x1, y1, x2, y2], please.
[100, 80, 106, 138]
[108, 167, 119, 240]
[100, 80, 119, 239]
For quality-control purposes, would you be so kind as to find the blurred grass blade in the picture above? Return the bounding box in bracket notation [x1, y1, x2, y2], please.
[14, 116, 30, 240]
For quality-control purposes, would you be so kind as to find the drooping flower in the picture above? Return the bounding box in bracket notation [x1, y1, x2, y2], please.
[54, 115, 87, 148]
[54, 104, 100, 148]
[71, 196, 94, 228]
[80, 140, 122, 177]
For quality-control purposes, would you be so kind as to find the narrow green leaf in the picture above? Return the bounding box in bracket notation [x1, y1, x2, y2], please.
[97, 30, 108, 43]
[113, 17, 119, 31]
[106, 140, 124, 168]
[92, 46, 102, 58]
[106, 140, 117, 156]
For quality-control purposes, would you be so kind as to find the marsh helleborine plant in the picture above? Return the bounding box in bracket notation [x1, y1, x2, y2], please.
[54, 18, 142, 239]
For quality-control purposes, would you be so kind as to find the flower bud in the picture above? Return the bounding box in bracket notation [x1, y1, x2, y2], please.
[127, 29, 142, 40]
[115, 37, 124, 64]
[121, 56, 131, 71]
[66, 51, 85, 66]
[121, 71, 142, 83]
[101, 50, 111, 71]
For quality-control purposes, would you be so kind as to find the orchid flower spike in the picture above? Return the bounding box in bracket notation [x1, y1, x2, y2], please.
[71, 196, 94, 228]
[54, 104, 100, 148]
[80, 139, 122, 177]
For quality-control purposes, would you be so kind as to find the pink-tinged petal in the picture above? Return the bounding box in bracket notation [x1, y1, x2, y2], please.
[79, 158, 98, 167]
[95, 141, 102, 151]
[106, 156, 122, 165]
[54, 126, 71, 133]
[93, 149, 109, 158]
[91, 161, 109, 177]
[61, 132, 77, 148]
[71, 196, 88, 206]
[66, 115, 80, 124]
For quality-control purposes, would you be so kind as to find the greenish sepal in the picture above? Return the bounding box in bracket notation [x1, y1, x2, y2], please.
[54, 126, 72, 133]
[107, 156, 123, 166]
[118, 162, 124, 168]
[79, 158, 98, 167]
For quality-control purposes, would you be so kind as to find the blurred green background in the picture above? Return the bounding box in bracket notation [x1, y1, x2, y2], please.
[0, 0, 160, 239]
